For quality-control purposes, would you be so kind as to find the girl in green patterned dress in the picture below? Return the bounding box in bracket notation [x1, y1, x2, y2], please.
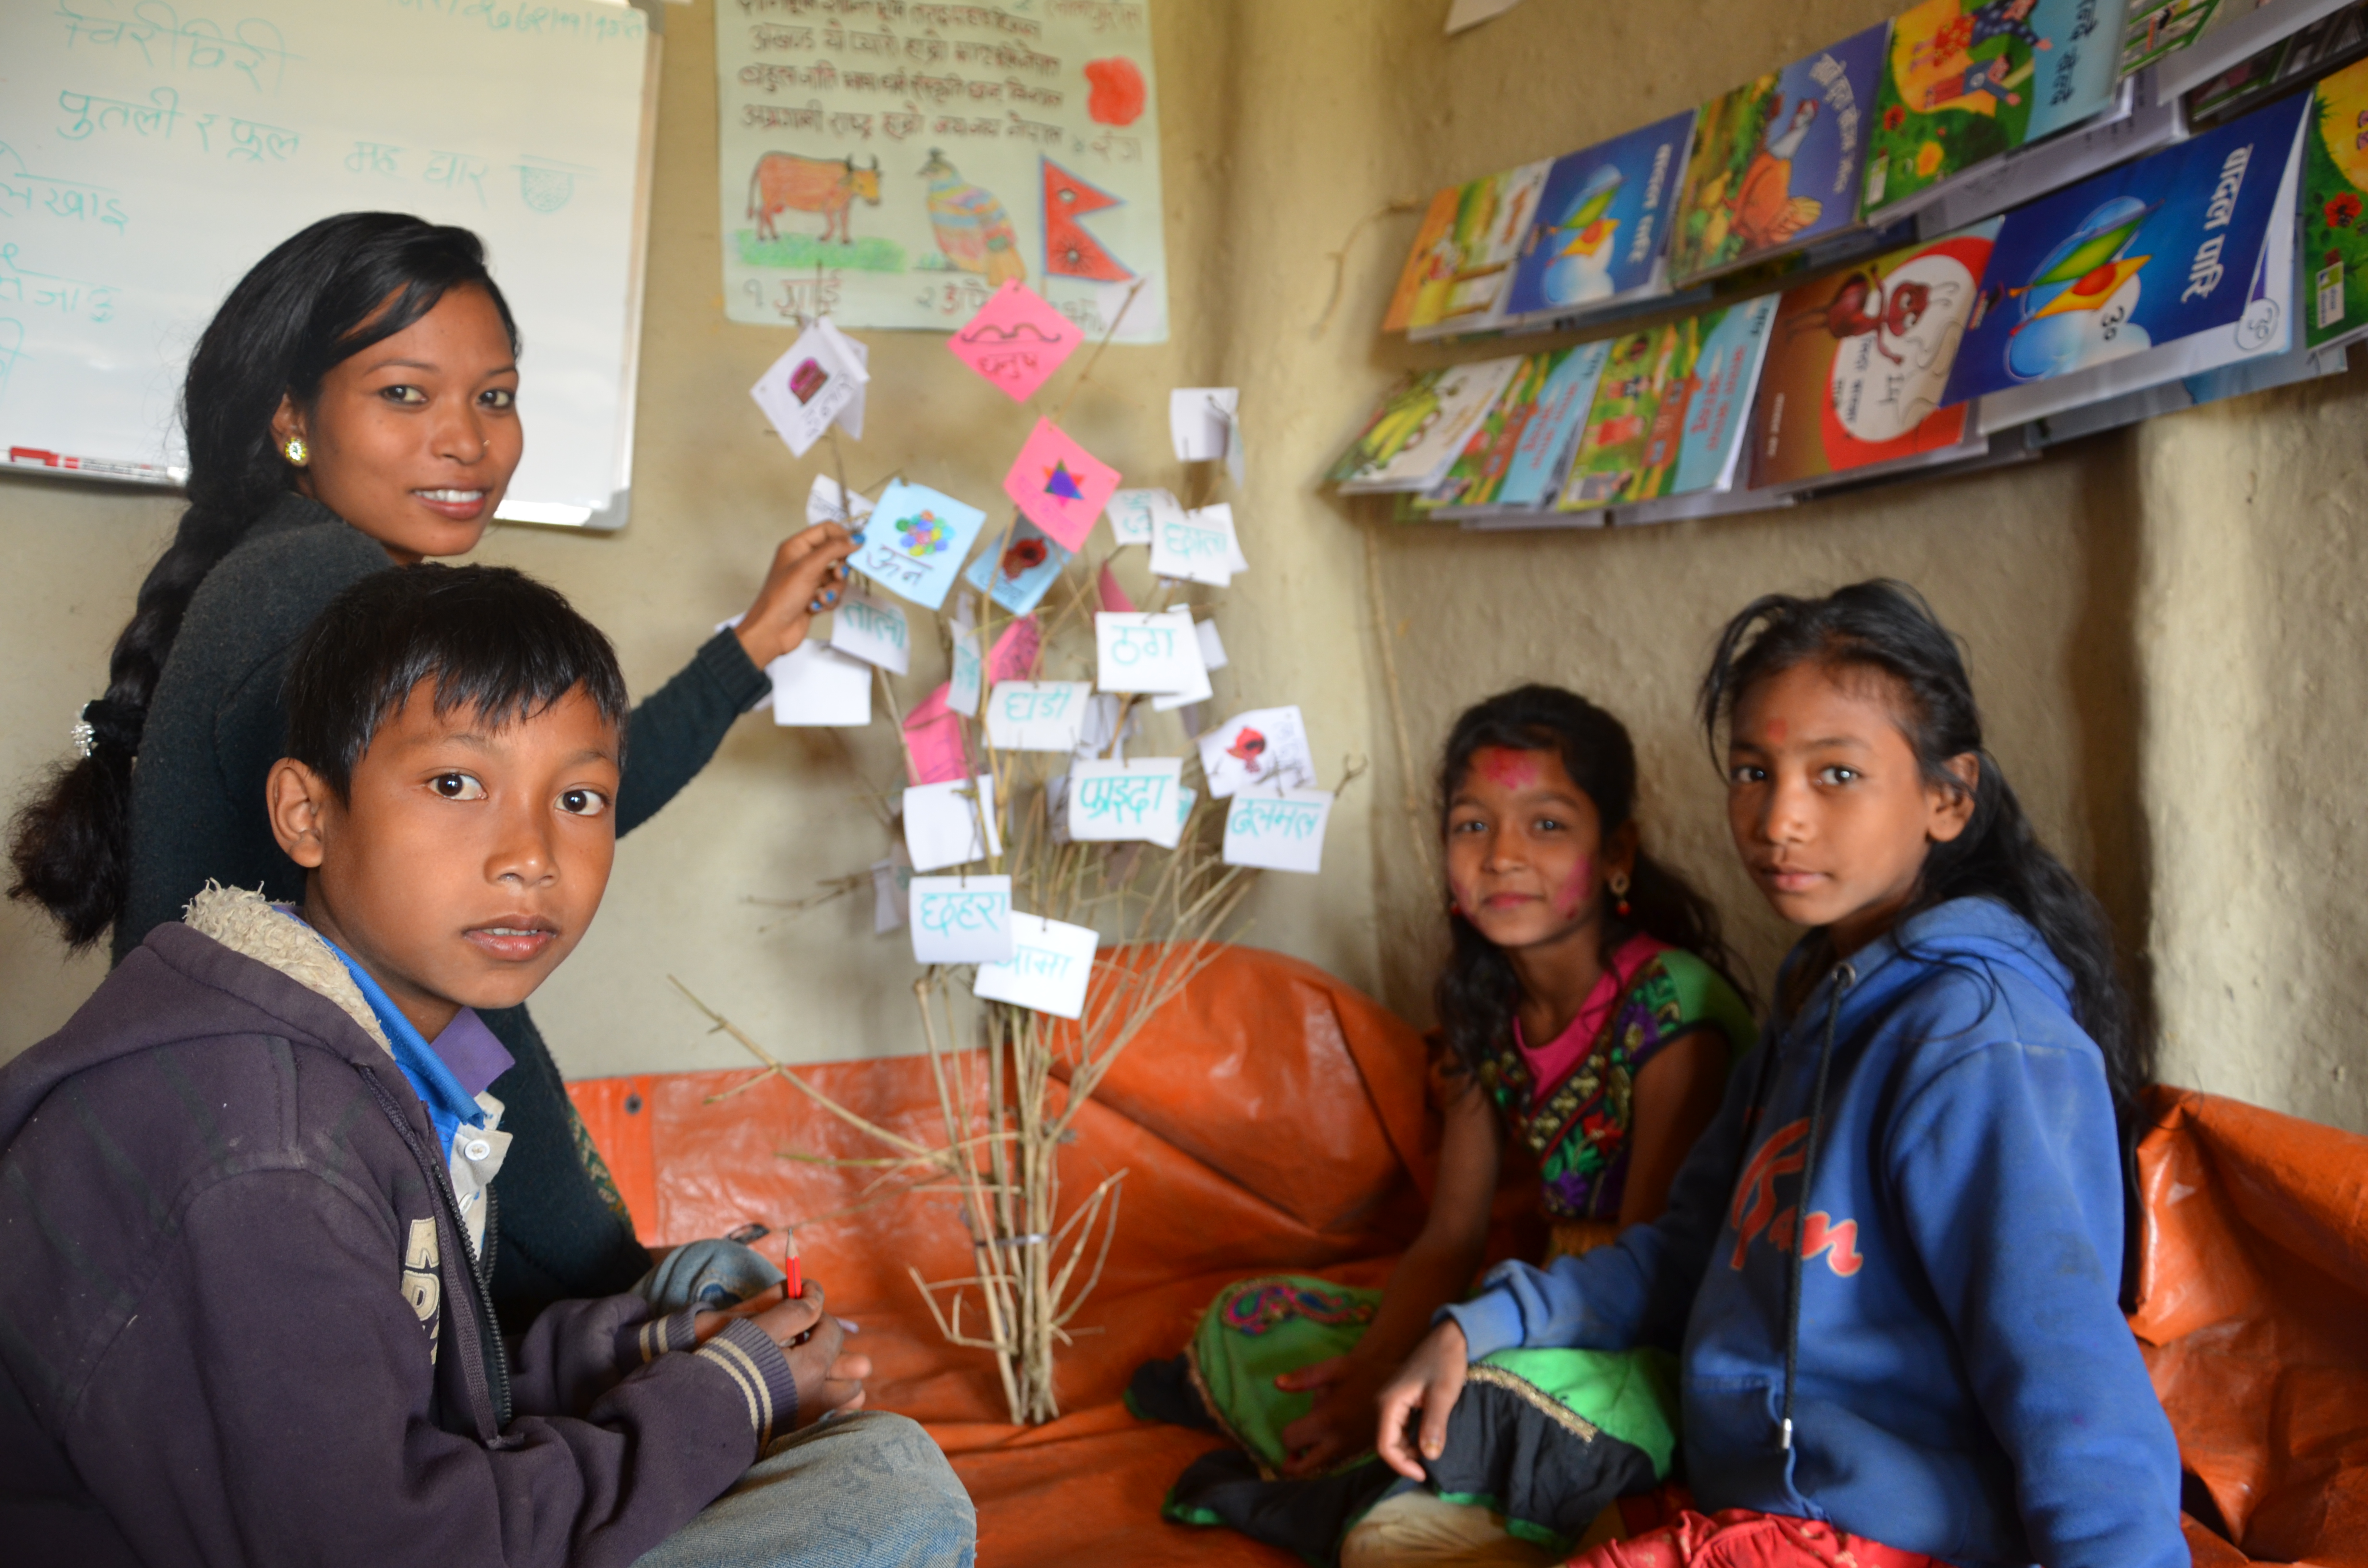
[1135, 685, 1755, 1564]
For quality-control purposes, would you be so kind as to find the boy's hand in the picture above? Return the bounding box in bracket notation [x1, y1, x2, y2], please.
[1372, 1321, 1468, 1481]
[733, 522, 861, 668]
[1276, 1355, 1386, 1477]
[698, 1280, 871, 1429]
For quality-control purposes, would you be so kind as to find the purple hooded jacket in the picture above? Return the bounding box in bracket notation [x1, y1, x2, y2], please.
[0, 890, 799, 1566]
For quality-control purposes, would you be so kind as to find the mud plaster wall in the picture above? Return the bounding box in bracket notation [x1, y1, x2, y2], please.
[4, 0, 2364, 1135]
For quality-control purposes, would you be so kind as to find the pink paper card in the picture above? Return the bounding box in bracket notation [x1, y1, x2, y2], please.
[903, 684, 969, 786]
[1096, 561, 1136, 614]
[947, 281, 1081, 402]
[987, 617, 1041, 684]
[1002, 418, 1121, 553]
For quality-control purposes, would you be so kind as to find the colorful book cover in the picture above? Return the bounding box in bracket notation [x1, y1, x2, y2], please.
[1415, 351, 1563, 512]
[1381, 163, 1553, 337]
[1862, 0, 2129, 218]
[1667, 24, 1888, 286]
[1495, 342, 1612, 508]
[2119, 0, 2247, 75]
[1669, 296, 1780, 494]
[2188, 1, 2368, 128]
[2304, 53, 2368, 348]
[1940, 94, 2307, 405]
[1749, 222, 2002, 488]
[1381, 186, 1460, 332]
[1502, 112, 1697, 320]
[1331, 357, 1526, 491]
[1556, 322, 1699, 506]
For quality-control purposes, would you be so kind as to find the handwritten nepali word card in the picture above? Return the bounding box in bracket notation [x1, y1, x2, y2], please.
[1106, 487, 1181, 547]
[1224, 789, 1334, 874]
[1198, 706, 1318, 798]
[1171, 388, 1239, 463]
[987, 682, 1092, 752]
[1067, 759, 1185, 843]
[823, 319, 870, 440]
[903, 775, 1002, 872]
[829, 588, 911, 674]
[768, 642, 872, 727]
[902, 685, 969, 786]
[909, 875, 1015, 966]
[1096, 611, 1204, 694]
[1003, 419, 1122, 552]
[752, 320, 868, 458]
[808, 475, 876, 531]
[947, 281, 1081, 402]
[1150, 785, 1196, 851]
[1149, 502, 1239, 588]
[972, 914, 1099, 1019]
[987, 616, 1042, 683]
[853, 481, 987, 612]
[871, 847, 911, 935]
[962, 517, 1073, 616]
[949, 626, 984, 718]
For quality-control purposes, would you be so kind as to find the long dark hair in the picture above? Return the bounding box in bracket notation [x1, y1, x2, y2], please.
[7, 213, 519, 950]
[1697, 580, 2153, 1123]
[1434, 684, 1747, 1076]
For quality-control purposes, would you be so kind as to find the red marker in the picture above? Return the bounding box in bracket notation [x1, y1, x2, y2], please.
[783, 1232, 803, 1303]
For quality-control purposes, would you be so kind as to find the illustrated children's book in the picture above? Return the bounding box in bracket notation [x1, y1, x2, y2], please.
[2303, 52, 2368, 350]
[1663, 295, 1781, 500]
[2121, 0, 2240, 74]
[1501, 111, 1698, 323]
[1749, 222, 2002, 489]
[1412, 350, 1562, 514]
[1666, 24, 1889, 286]
[1422, 342, 1613, 516]
[1553, 305, 1775, 511]
[1862, 0, 2132, 221]
[1557, 324, 1691, 508]
[1329, 358, 1527, 492]
[1940, 93, 2308, 417]
[1381, 162, 1554, 337]
[2184, 0, 2368, 125]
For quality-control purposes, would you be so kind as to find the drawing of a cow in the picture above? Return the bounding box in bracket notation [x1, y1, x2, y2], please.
[748, 153, 882, 244]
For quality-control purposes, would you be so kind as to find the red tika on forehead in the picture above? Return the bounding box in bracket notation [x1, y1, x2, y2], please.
[1471, 746, 1545, 789]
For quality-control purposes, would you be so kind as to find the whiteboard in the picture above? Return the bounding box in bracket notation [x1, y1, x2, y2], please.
[0, 0, 660, 529]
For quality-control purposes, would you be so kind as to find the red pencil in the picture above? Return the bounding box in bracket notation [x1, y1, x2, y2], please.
[783, 1232, 803, 1302]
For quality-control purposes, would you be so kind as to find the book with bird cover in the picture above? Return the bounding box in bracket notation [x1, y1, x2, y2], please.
[1861, 0, 2132, 221]
[1382, 162, 1555, 338]
[1666, 25, 1890, 287]
[1749, 222, 2002, 489]
[1500, 111, 1697, 324]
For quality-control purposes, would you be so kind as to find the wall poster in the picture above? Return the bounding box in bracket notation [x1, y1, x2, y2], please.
[715, 0, 1167, 342]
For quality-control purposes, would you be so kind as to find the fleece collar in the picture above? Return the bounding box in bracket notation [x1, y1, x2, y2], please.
[181, 883, 392, 1055]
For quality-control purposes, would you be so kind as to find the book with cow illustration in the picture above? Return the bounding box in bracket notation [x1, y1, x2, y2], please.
[1666, 24, 1890, 287]
[1328, 358, 1528, 493]
[1500, 111, 1698, 325]
[2304, 53, 2368, 350]
[1749, 222, 2002, 489]
[1381, 162, 1555, 338]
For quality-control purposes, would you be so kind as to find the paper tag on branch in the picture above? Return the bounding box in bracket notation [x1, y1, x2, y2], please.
[987, 616, 1041, 683]
[1149, 502, 1238, 587]
[1096, 561, 1137, 613]
[903, 773, 1000, 871]
[909, 875, 1015, 964]
[752, 323, 868, 458]
[902, 684, 968, 786]
[971, 914, 1098, 1018]
[852, 480, 987, 612]
[1223, 788, 1332, 873]
[808, 475, 876, 530]
[1105, 487, 1180, 547]
[1150, 785, 1196, 851]
[871, 848, 911, 934]
[1197, 705, 1317, 797]
[1149, 648, 1213, 713]
[1074, 693, 1134, 760]
[1170, 388, 1238, 463]
[829, 588, 911, 674]
[947, 280, 1081, 402]
[1095, 610, 1203, 694]
[767, 641, 872, 727]
[962, 515, 1073, 615]
[948, 626, 984, 718]
[986, 681, 1092, 752]
[1195, 618, 1228, 670]
[1003, 418, 1121, 552]
[818, 318, 869, 440]
[1066, 758, 1185, 843]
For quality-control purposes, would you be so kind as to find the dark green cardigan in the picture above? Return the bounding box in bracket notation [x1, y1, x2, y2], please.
[118, 492, 772, 1322]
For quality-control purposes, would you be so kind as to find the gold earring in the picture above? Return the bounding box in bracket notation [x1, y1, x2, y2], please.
[282, 437, 309, 467]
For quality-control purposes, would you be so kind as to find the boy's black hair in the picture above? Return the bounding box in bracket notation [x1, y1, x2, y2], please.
[1433, 683, 1750, 1078]
[283, 564, 629, 797]
[1697, 579, 2154, 1128]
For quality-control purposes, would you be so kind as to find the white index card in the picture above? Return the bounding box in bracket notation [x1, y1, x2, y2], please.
[1150, 651, 1214, 713]
[1066, 759, 1185, 843]
[902, 774, 1002, 872]
[808, 475, 876, 530]
[908, 876, 1014, 965]
[871, 851, 911, 934]
[1194, 618, 1228, 671]
[1197, 706, 1318, 798]
[1148, 502, 1238, 588]
[828, 589, 911, 675]
[948, 626, 984, 717]
[971, 915, 1098, 1019]
[986, 681, 1091, 752]
[1170, 388, 1238, 463]
[1105, 487, 1182, 547]
[753, 323, 867, 458]
[817, 318, 869, 439]
[1147, 785, 1196, 851]
[1096, 611, 1204, 694]
[768, 641, 873, 727]
[1223, 788, 1333, 874]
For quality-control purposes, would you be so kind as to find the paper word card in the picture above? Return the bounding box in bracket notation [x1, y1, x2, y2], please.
[829, 588, 910, 674]
[853, 481, 987, 612]
[1150, 785, 1196, 851]
[1096, 610, 1203, 694]
[962, 516, 1073, 615]
[948, 627, 984, 717]
[1223, 788, 1333, 874]
[767, 641, 872, 727]
[1198, 706, 1318, 798]
[971, 914, 1098, 1019]
[1195, 618, 1228, 670]
[1067, 759, 1185, 842]
[1148, 502, 1238, 587]
[1170, 388, 1238, 462]
[871, 850, 911, 934]
[902, 684, 969, 786]
[808, 475, 876, 530]
[986, 681, 1091, 752]
[946, 281, 1081, 401]
[909, 875, 1015, 966]
[1105, 487, 1180, 547]
[1096, 561, 1136, 613]
[751, 322, 867, 458]
[987, 616, 1041, 683]
[1002, 418, 1122, 552]
[903, 774, 1001, 872]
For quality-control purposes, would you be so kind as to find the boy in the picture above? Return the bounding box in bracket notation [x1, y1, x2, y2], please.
[0, 565, 974, 1566]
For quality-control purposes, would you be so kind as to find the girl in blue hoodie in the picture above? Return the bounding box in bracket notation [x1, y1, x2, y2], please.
[1375, 581, 2184, 1568]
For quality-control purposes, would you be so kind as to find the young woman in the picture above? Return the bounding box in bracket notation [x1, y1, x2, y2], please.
[7, 213, 856, 1322]
[1136, 685, 1754, 1565]
[1375, 583, 2183, 1568]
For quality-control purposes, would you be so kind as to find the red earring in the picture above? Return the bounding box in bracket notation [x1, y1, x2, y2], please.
[1610, 871, 1632, 919]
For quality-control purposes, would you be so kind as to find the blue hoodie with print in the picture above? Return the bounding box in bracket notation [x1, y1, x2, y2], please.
[1441, 897, 2183, 1568]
